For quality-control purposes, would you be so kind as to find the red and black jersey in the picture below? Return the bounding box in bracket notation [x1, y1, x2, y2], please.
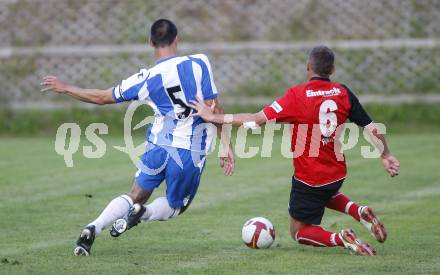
[263, 77, 372, 187]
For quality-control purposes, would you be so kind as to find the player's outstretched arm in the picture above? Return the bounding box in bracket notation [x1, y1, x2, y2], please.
[365, 123, 400, 177]
[190, 98, 268, 127]
[204, 98, 235, 176]
[40, 76, 116, 105]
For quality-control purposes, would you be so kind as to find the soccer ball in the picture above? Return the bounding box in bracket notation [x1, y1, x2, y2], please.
[241, 217, 275, 249]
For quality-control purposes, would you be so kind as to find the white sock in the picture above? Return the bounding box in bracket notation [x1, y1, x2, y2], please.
[141, 197, 179, 221]
[88, 194, 133, 235]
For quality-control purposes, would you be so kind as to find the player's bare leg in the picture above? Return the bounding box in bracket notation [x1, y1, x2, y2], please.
[127, 181, 154, 204]
[74, 181, 152, 256]
[326, 192, 387, 242]
[289, 217, 376, 256]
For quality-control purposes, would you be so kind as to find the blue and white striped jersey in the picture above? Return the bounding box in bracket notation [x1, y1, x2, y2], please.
[112, 54, 218, 153]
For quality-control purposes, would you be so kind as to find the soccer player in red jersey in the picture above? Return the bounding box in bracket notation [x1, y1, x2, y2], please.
[190, 46, 400, 256]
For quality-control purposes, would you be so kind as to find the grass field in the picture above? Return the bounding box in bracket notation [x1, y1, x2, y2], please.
[1, 131, 440, 274]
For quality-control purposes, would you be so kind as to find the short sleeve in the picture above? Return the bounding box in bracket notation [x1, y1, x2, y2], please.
[343, 85, 372, 127]
[112, 69, 149, 103]
[189, 54, 218, 100]
[262, 89, 297, 122]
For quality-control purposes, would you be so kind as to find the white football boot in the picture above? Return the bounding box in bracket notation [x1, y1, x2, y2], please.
[359, 206, 387, 243]
[339, 228, 376, 256]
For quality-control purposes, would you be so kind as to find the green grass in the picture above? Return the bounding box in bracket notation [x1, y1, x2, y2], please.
[1, 131, 440, 274]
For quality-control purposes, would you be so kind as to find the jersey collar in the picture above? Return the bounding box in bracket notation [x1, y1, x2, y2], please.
[156, 55, 178, 64]
[310, 76, 331, 82]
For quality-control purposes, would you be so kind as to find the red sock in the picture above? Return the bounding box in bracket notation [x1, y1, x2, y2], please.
[326, 192, 361, 221]
[295, 225, 344, 247]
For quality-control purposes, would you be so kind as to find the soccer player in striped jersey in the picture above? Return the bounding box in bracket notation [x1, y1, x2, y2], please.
[41, 19, 234, 256]
[191, 46, 400, 256]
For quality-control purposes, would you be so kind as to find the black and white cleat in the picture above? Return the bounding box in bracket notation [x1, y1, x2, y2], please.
[110, 218, 128, 238]
[74, 225, 96, 256]
[110, 203, 146, 238]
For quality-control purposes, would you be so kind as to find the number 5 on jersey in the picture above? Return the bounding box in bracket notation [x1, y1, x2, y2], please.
[166, 85, 192, 119]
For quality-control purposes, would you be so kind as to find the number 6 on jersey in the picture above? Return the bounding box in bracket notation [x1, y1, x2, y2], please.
[319, 99, 338, 137]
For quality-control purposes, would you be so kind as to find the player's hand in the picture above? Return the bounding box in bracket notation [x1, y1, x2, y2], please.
[382, 154, 400, 177]
[189, 97, 215, 122]
[220, 145, 235, 176]
[40, 76, 68, 93]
